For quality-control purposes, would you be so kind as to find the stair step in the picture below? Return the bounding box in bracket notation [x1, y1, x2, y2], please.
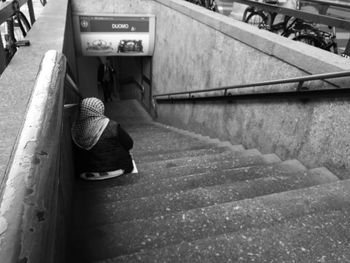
[132, 137, 217, 155]
[104, 99, 153, 122]
[129, 129, 191, 141]
[74, 176, 347, 260]
[115, 120, 153, 127]
[121, 123, 158, 130]
[126, 124, 210, 141]
[77, 160, 306, 205]
[79, 166, 337, 227]
[126, 124, 193, 137]
[128, 123, 245, 157]
[77, 153, 281, 198]
[135, 146, 238, 163]
[70, 101, 348, 263]
[136, 149, 260, 172]
[104, 209, 350, 263]
[135, 149, 280, 176]
[133, 144, 223, 159]
[131, 123, 249, 155]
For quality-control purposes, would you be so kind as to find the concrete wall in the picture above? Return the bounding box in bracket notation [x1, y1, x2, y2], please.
[0, 51, 75, 263]
[0, 1, 78, 262]
[71, 0, 350, 178]
[152, 0, 350, 179]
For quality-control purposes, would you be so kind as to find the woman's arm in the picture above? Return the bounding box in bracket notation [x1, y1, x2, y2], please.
[117, 124, 134, 151]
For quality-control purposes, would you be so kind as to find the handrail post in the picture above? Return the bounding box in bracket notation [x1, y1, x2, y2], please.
[26, 0, 35, 25]
[297, 81, 308, 91]
[0, 34, 7, 74]
[151, 96, 158, 118]
[297, 81, 303, 91]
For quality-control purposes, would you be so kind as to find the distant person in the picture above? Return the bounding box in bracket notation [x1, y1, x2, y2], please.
[97, 58, 115, 102]
[72, 97, 134, 180]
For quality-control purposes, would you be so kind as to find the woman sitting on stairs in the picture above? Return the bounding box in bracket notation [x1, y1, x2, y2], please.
[72, 97, 134, 180]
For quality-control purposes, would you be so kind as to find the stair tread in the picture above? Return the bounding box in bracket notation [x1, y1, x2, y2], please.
[136, 150, 258, 172]
[77, 159, 307, 204]
[135, 146, 230, 163]
[102, 209, 350, 263]
[127, 123, 244, 157]
[80, 152, 280, 192]
[132, 138, 216, 155]
[73, 178, 350, 260]
[77, 166, 338, 227]
[70, 101, 346, 263]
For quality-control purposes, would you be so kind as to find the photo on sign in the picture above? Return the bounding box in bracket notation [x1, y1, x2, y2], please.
[85, 39, 143, 53]
[86, 39, 113, 51]
[80, 33, 150, 56]
[117, 40, 143, 53]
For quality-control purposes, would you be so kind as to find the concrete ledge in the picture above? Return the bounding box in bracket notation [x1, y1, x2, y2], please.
[0, 0, 71, 261]
[0, 0, 70, 182]
[149, 0, 350, 177]
[0, 51, 66, 263]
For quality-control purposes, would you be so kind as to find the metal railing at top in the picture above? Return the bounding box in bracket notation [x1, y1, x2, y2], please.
[235, 0, 350, 30]
[301, 0, 350, 11]
[153, 70, 350, 102]
[0, 0, 35, 25]
[0, 0, 36, 73]
[299, 0, 350, 56]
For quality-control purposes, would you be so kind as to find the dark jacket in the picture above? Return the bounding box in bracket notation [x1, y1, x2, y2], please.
[97, 63, 115, 84]
[75, 120, 134, 173]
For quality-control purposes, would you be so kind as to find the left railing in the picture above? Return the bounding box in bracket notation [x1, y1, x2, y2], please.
[0, 0, 35, 25]
[0, 50, 71, 263]
[235, 0, 350, 29]
[0, 0, 36, 73]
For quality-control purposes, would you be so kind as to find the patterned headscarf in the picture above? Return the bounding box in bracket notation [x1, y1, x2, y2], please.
[72, 97, 110, 150]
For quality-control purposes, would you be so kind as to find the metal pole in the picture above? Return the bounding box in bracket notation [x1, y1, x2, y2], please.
[26, 0, 35, 25]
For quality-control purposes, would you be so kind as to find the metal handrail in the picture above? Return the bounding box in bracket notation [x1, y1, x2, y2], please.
[153, 70, 350, 100]
[65, 73, 83, 100]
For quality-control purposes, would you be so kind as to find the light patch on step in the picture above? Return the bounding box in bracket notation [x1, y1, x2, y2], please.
[132, 159, 138, 173]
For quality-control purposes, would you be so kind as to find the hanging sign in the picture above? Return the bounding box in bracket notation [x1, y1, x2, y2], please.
[73, 14, 155, 56]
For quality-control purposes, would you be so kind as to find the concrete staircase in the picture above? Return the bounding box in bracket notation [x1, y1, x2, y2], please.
[70, 100, 350, 263]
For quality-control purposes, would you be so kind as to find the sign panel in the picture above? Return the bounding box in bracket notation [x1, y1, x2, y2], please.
[73, 14, 155, 56]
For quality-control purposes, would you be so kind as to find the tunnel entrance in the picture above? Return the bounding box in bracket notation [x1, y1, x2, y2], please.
[73, 13, 155, 112]
[76, 56, 153, 111]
